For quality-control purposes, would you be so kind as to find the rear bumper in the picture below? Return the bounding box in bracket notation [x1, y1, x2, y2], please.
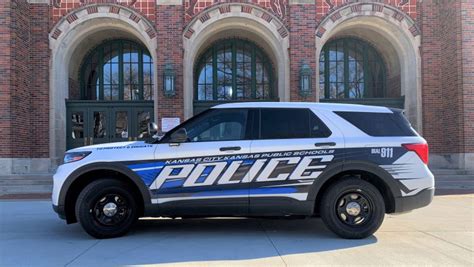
[393, 187, 434, 213]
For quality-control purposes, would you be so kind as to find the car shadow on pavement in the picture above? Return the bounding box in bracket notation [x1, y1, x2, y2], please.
[71, 217, 377, 265]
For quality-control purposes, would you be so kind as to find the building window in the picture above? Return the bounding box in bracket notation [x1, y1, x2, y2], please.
[80, 40, 153, 101]
[319, 38, 386, 99]
[195, 38, 275, 101]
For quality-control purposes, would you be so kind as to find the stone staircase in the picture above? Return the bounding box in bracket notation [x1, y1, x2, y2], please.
[0, 168, 472, 199]
[0, 174, 53, 199]
[431, 168, 474, 194]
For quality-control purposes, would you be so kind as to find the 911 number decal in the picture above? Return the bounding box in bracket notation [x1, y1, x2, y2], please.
[371, 147, 394, 158]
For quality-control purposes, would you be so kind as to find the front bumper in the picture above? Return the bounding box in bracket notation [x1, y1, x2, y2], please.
[394, 187, 434, 213]
[52, 204, 66, 220]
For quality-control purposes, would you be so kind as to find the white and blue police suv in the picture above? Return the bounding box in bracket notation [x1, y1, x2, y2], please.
[52, 102, 434, 239]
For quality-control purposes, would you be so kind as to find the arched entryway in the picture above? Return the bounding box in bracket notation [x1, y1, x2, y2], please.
[319, 37, 394, 101]
[49, 4, 158, 163]
[67, 39, 154, 149]
[315, 3, 422, 131]
[193, 38, 277, 114]
[183, 3, 290, 118]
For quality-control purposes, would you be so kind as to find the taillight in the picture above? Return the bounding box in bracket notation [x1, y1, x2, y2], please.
[402, 143, 429, 164]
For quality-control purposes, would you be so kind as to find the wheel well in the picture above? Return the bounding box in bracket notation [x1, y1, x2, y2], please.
[64, 170, 145, 224]
[314, 170, 396, 215]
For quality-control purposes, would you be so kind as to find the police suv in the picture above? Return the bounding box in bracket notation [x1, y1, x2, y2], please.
[52, 102, 434, 239]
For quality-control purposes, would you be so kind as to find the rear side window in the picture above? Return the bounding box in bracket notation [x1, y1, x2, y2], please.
[260, 108, 331, 139]
[335, 111, 417, 137]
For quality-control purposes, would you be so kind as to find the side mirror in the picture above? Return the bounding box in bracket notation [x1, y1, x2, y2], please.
[170, 128, 188, 143]
[148, 122, 158, 137]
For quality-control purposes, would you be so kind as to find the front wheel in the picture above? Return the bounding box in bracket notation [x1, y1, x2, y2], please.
[75, 179, 138, 239]
[320, 178, 385, 239]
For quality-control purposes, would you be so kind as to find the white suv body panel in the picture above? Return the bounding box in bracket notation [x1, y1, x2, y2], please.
[52, 102, 434, 218]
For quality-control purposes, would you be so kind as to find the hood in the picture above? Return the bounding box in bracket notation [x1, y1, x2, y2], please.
[65, 141, 156, 163]
[66, 141, 148, 153]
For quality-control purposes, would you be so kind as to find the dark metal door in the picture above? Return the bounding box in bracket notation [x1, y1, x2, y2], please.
[66, 101, 154, 150]
[110, 107, 132, 143]
[132, 107, 154, 140]
[67, 107, 89, 149]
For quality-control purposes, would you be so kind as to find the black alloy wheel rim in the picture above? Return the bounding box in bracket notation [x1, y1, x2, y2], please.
[92, 193, 131, 226]
[335, 190, 372, 226]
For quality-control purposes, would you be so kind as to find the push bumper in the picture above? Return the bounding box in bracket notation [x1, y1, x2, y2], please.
[394, 187, 434, 213]
[52, 204, 66, 220]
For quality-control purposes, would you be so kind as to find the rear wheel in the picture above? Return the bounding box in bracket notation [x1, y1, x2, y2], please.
[75, 179, 138, 239]
[320, 178, 385, 239]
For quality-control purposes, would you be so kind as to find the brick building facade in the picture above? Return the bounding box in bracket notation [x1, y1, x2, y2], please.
[0, 0, 472, 174]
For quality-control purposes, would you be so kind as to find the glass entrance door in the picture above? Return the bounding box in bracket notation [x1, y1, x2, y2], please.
[67, 108, 88, 148]
[66, 101, 154, 149]
[111, 108, 131, 143]
[134, 107, 153, 140]
[90, 108, 109, 146]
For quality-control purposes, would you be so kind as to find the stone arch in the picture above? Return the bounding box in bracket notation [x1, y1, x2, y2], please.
[315, 2, 422, 131]
[182, 3, 290, 118]
[49, 4, 158, 165]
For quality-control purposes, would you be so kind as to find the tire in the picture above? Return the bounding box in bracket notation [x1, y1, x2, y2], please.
[75, 179, 138, 239]
[320, 177, 385, 239]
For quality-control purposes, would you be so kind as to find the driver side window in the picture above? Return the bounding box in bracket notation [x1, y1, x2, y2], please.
[185, 109, 248, 142]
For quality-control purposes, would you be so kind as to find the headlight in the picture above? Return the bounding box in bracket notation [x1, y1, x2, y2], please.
[63, 151, 91, 164]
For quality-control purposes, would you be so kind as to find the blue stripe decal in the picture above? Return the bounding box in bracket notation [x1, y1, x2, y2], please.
[127, 162, 164, 170]
[193, 187, 297, 197]
[161, 179, 185, 188]
[127, 162, 165, 186]
[135, 170, 161, 186]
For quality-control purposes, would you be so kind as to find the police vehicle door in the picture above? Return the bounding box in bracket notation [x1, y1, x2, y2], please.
[248, 108, 344, 215]
[149, 108, 253, 215]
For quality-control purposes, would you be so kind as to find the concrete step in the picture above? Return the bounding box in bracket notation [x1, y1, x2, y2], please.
[0, 174, 54, 195]
[0, 185, 53, 194]
[434, 175, 474, 181]
[0, 179, 53, 185]
[430, 168, 474, 175]
[0, 175, 52, 180]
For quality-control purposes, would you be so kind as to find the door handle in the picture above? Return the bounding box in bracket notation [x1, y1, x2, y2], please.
[314, 142, 336, 147]
[219, 146, 241, 151]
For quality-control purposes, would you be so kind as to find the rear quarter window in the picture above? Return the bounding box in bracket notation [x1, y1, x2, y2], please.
[335, 111, 417, 137]
[260, 108, 332, 139]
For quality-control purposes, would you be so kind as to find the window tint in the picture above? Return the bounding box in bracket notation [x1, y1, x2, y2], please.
[335, 111, 417, 137]
[310, 112, 332, 138]
[184, 109, 248, 142]
[260, 108, 331, 139]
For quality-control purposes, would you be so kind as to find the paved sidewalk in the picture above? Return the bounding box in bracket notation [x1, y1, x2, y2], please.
[0, 195, 472, 266]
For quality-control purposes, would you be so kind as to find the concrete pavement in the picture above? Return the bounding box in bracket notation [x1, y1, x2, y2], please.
[0, 195, 473, 266]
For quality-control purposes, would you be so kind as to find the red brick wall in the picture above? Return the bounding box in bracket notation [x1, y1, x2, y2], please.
[288, 4, 316, 102]
[50, 0, 156, 25]
[0, 0, 471, 161]
[155, 4, 185, 130]
[439, 0, 464, 154]
[184, 0, 288, 24]
[0, 1, 13, 158]
[0, 1, 50, 159]
[421, 1, 467, 155]
[316, 0, 417, 21]
[420, 1, 443, 152]
[29, 3, 50, 158]
[9, 0, 31, 158]
[461, 0, 474, 153]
